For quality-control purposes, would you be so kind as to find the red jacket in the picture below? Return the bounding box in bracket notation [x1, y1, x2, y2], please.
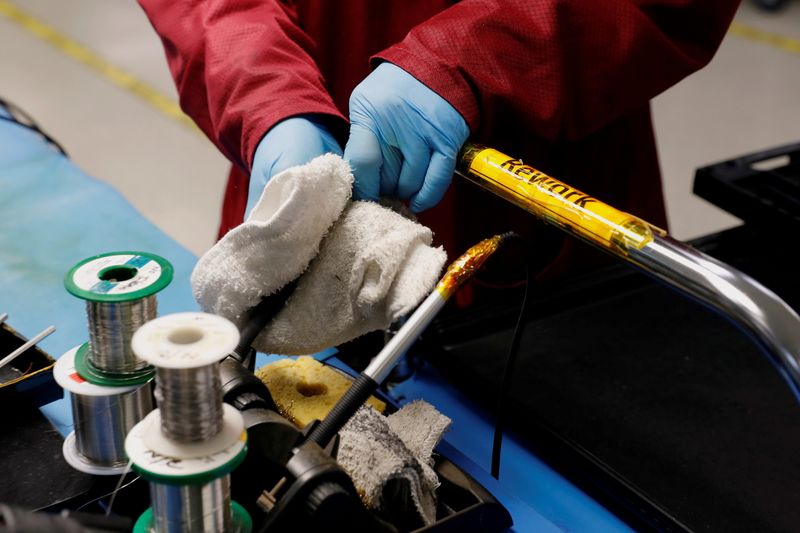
[140, 0, 738, 285]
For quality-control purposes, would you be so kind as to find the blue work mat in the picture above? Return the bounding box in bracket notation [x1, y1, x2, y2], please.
[0, 115, 197, 434]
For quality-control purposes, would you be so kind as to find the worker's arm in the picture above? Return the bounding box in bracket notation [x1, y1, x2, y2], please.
[343, 0, 739, 211]
[374, 0, 740, 141]
[138, 0, 347, 173]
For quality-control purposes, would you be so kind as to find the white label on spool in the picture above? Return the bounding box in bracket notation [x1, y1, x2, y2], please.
[126, 409, 247, 478]
[72, 254, 162, 295]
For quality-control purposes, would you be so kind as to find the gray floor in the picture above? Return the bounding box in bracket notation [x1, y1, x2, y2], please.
[2, 1, 799, 256]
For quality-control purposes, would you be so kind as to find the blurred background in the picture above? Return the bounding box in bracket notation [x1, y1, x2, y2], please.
[1, 0, 798, 257]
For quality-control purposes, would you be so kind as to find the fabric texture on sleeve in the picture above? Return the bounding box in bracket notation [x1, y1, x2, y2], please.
[139, 0, 347, 171]
[375, 0, 739, 141]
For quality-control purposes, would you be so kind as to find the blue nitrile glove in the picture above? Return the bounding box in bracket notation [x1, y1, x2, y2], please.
[344, 63, 470, 213]
[247, 116, 342, 218]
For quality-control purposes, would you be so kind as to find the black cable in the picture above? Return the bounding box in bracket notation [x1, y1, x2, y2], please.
[490, 237, 534, 480]
[0, 96, 68, 156]
[232, 279, 298, 362]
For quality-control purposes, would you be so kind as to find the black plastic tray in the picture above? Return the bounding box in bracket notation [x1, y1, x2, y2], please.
[694, 141, 800, 227]
[0, 322, 61, 407]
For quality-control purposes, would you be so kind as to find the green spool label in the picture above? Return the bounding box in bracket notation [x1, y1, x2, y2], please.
[65, 251, 173, 302]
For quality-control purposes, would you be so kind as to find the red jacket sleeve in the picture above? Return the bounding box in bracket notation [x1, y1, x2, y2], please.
[138, 0, 347, 171]
[375, 0, 740, 141]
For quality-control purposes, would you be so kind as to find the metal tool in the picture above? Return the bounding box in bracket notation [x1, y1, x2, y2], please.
[306, 233, 515, 448]
[0, 324, 55, 371]
[457, 143, 800, 400]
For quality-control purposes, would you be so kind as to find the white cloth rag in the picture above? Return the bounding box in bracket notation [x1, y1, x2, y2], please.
[191, 154, 447, 355]
[192, 153, 352, 321]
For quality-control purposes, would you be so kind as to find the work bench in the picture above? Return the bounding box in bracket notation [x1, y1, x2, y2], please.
[3, 115, 798, 532]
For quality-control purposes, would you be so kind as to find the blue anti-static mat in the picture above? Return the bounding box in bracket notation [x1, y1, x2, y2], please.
[0, 114, 633, 533]
[0, 113, 198, 434]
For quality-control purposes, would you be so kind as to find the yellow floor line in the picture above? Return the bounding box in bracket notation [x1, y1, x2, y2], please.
[0, 0, 200, 133]
[730, 21, 800, 56]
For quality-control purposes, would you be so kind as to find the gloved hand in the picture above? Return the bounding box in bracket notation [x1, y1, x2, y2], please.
[344, 63, 470, 213]
[247, 116, 342, 218]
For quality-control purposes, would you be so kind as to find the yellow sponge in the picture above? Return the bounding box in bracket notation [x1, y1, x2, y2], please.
[256, 356, 386, 428]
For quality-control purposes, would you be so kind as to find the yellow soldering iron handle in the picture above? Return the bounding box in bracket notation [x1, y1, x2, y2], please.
[456, 143, 666, 257]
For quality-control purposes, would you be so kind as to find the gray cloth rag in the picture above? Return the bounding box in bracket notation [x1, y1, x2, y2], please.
[191, 154, 447, 355]
[337, 401, 452, 526]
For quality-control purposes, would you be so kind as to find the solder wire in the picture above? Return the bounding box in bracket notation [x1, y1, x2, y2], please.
[71, 387, 153, 467]
[87, 296, 157, 374]
[154, 365, 224, 443]
[150, 477, 232, 533]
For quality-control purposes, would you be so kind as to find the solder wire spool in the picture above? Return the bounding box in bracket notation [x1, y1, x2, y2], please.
[54, 344, 153, 475]
[126, 312, 251, 533]
[65, 251, 174, 384]
[56, 252, 172, 475]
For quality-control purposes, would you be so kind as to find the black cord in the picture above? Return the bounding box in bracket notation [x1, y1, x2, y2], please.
[0, 96, 68, 156]
[490, 237, 534, 480]
[232, 279, 298, 362]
